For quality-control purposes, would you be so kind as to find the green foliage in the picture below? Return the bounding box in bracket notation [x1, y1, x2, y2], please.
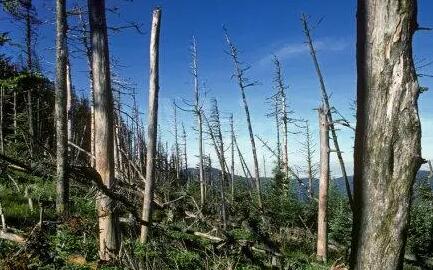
[407, 178, 433, 258]
[328, 183, 352, 246]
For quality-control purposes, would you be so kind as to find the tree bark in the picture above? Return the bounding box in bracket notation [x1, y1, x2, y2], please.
[55, 0, 68, 215]
[88, 0, 119, 260]
[140, 8, 161, 243]
[316, 107, 329, 262]
[350, 1, 421, 269]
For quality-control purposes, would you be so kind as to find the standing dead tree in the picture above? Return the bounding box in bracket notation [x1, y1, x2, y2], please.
[300, 120, 317, 199]
[55, 0, 68, 215]
[224, 29, 262, 208]
[181, 123, 188, 183]
[88, 0, 119, 260]
[203, 103, 227, 229]
[140, 7, 161, 244]
[350, 0, 422, 269]
[209, 98, 227, 229]
[229, 114, 235, 202]
[301, 15, 353, 211]
[316, 107, 329, 262]
[191, 37, 206, 205]
[273, 56, 291, 183]
[173, 101, 180, 179]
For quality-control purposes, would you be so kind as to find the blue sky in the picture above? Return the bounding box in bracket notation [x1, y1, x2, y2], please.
[1, 0, 433, 177]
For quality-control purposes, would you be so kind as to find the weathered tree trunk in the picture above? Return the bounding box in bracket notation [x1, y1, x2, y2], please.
[273, 56, 290, 191]
[225, 31, 262, 208]
[66, 60, 73, 145]
[208, 99, 227, 229]
[0, 86, 3, 154]
[88, 0, 119, 260]
[55, 0, 68, 215]
[173, 102, 180, 179]
[302, 16, 353, 210]
[191, 38, 206, 206]
[13, 91, 17, 142]
[182, 123, 188, 183]
[350, 1, 421, 269]
[25, 0, 34, 155]
[316, 107, 329, 262]
[230, 114, 235, 202]
[140, 8, 161, 243]
[304, 121, 314, 199]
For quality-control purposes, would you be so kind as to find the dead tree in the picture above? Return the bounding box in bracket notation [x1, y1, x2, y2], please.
[181, 123, 188, 183]
[140, 7, 161, 243]
[350, 0, 421, 269]
[0, 85, 3, 154]
[66, 60, 73, 147]
[316, 107, 329, 262]
[55, 0, 68, 215]
[224, 29, 262, 208]
[273, 56, 290, 182]
[230, 114, 235, 202]
[300, 120, 316, 199]
[88, 0, 119, 260]
[266, 94, 281, 171]
[173, 101, 180, 179]
[301, 15, 353, 210]
[191, 37, 206, 205]
[208, 99, 227, 229]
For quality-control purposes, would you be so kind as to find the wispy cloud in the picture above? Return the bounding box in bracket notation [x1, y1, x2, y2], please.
[257, 37, 350, 66]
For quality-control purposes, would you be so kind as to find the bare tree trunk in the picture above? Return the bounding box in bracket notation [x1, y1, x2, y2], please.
[316, 107, 329, 262]
[0, 86, 3, 154]
[88, 0, 119, 260]
[208, 99, 227, 229]
[302, 16, 353, 210]
[55, 0, 68, 215]
[140, 8, 161, 243]
[182, 123, 188, 183]
[230, 114, 235, 202]
[304, 121, 314, 199]
[225, 31, 262, 208]
[191, 38, 205, 206]
[66, 60, 73, 145]
[13, 91, 17, 143]
[173, 102, 180, 179]
[77, 7, 95, 168]
[25, 0, 34, 155]
[350, 1, 421, 269]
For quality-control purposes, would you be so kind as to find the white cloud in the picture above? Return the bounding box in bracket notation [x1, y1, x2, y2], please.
[257, 37, 350, 66]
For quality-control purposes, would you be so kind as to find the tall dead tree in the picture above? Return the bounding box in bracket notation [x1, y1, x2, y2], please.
[88, 0, 119, 260]
[173, 101, 180, 179]
[230, 114, 235, 202]
[224, 30, 262, 208]
[350, 0, 421, 269]
[301, 120, 316, 199]
[273, 57, 290, 182]
[302, 15, 353, 210]
[0, 86, 3, 154]
[55, 0, 68, 215]
[181, 123, 188, 182]
[66, 60, 73, 145]
[316, 107, 329, 262]
[140, 8, 161, 243]
[191, 37, 206, 205]
[208, 99, 227, 229]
